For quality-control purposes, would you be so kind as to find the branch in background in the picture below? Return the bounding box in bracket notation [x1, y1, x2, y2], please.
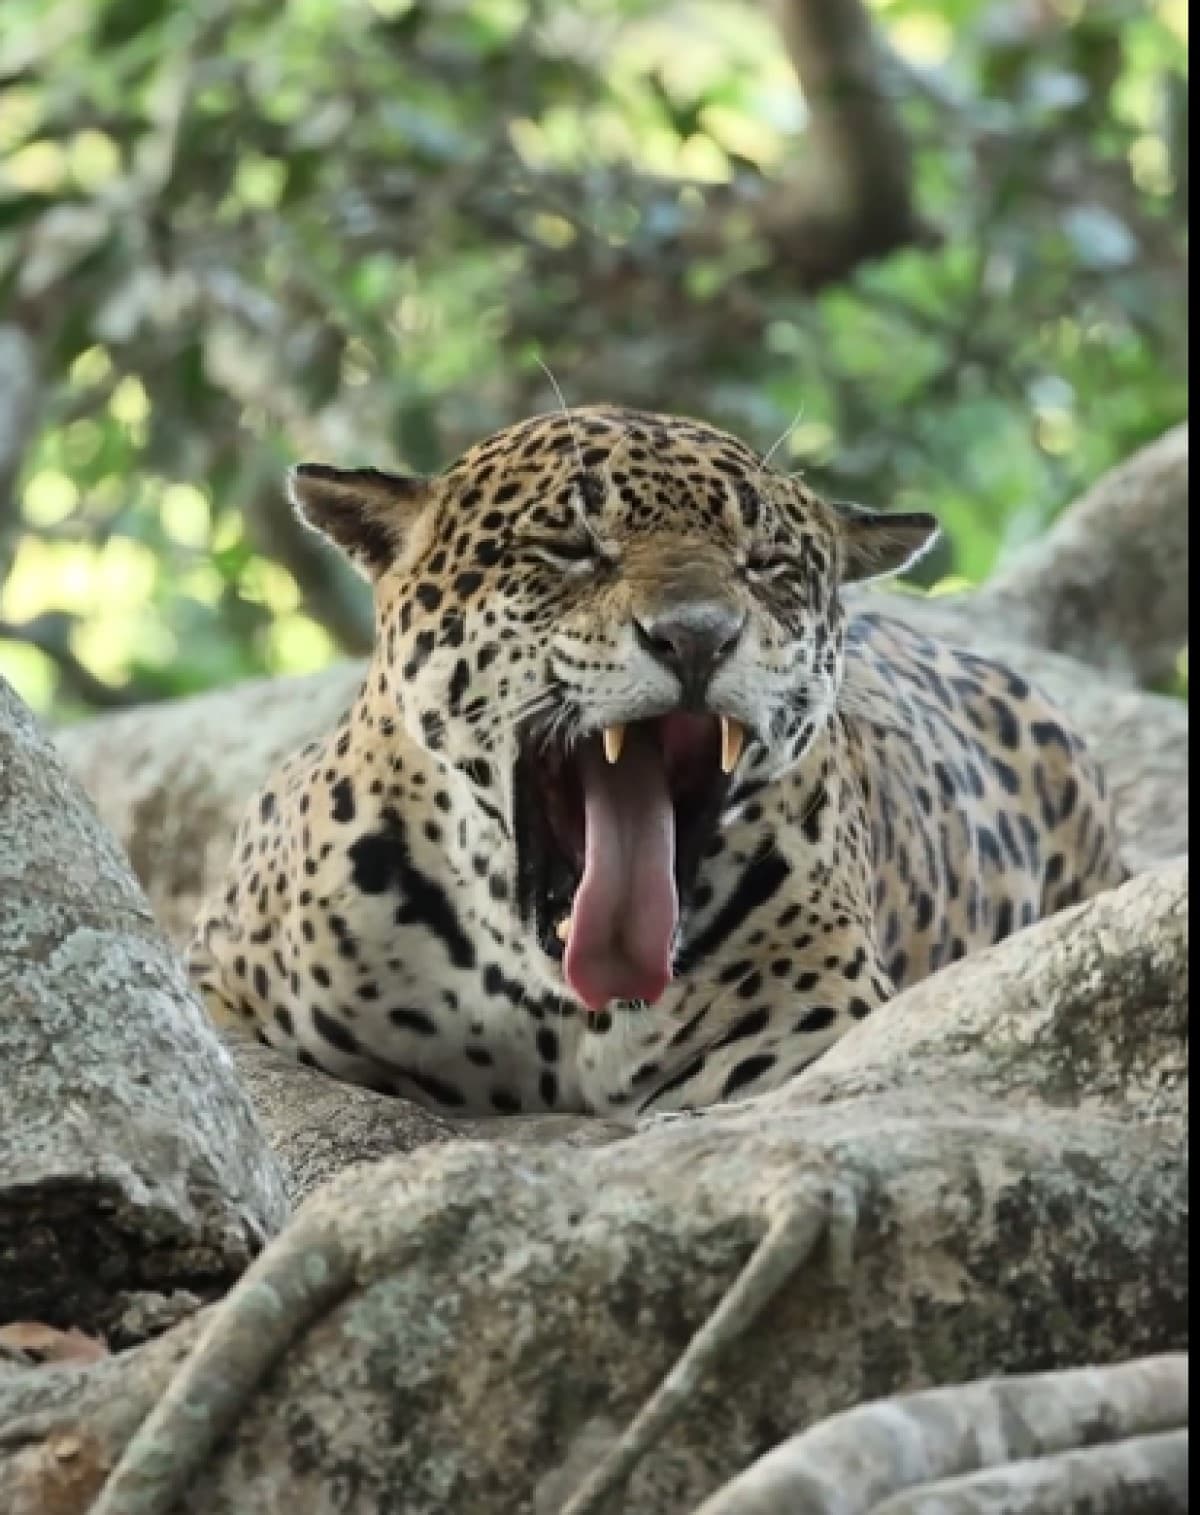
[753, 0, 932, 285]
[0, 612, 141, 710]
[242, 475, 375, 656]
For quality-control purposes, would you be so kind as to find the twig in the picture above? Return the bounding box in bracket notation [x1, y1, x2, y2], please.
[560, 1181, 859, 1515]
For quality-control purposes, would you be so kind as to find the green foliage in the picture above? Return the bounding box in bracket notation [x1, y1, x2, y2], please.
[0, 0, 1187, 714]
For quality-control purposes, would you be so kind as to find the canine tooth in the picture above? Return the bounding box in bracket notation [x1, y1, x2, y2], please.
[556, 917, 572, 942]
[603, 724, 626, 765]
[720, 716, 746, 774]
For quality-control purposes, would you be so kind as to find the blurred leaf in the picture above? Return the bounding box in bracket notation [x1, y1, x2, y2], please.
[1061, 204, 1139, 270]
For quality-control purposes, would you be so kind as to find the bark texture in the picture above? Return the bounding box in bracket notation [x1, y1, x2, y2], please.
[693, 1357, 1188, 1515]
[0, 680, 288, 1332]
[0, 866, 1185, 1515]
[975, 421, 1188, 687]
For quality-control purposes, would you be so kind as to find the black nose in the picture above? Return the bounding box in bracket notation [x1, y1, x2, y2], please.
[634, 601, 746, 702]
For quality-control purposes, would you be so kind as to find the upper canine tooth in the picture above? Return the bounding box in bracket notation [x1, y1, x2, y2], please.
[603, 724, 626, 765]
[720, 716, 746, 774]
[556, 917, 572, 942]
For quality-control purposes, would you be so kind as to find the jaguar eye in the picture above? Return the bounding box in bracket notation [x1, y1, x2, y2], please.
[522, 535, 601, 571]
[745, 549, 793, 580]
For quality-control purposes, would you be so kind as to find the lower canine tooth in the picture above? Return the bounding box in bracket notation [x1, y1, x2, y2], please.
[603, 724, 626, 764]
[720, 716, 746, 774]
[555, 917, 571, 942]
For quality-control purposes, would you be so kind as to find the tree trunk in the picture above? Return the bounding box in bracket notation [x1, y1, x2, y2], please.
[0, 680, 288, 1334]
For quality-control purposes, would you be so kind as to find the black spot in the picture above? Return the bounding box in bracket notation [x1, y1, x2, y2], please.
[989, 696, 1021, 750]
[801, 786, 828, 846]
[795, 1006, 837, 1034]
[536, 1027, 559, 1063]
[675, 845, 790, 975]
[712, 1006, 770, 1049]
[463, 758, 493, 788]
[993, 899, 1015, 943]
[637, 1053, 706, 1111]
[720, 1053, 777, 1100]
[402, 630, 437, 681]
[996, 811, 1025, 869]
[668, 1005, 710, 1047]
[539, 1071, 559, 1107]
[347, 812, 476, 970]
[259, 792, 277, 822]
[1030, 720, 1070, 751]
[406, 1070, 467, 1108]
[491, 1088, 522, 1114]
[330, 777, 356, 823]
[465, 1045, 493, 1067]
[483, 963, 524, 1004]
[992, 759, 1021, 796]
[312, 1008, 359, 1055]
[976, 826, 1003, 869]
[414, 582, 442, 612]
[447, 658, 471, 712]
[274, 1006, 294, 1035]
[388, 1007, 438, 1036]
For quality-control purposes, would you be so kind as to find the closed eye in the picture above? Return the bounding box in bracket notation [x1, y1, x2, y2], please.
[745, 549, 805, 580]
[521, 534, 603, 571]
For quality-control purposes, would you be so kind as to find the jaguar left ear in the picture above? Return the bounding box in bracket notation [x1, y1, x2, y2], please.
[288, 464, 431, 582]
[833, 501, 940, 584]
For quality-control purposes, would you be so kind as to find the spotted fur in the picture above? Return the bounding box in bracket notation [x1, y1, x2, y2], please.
[190, 407, 1126, 1115]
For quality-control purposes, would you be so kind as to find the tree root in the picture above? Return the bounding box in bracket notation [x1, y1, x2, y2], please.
[692, 1353, 1189, 1514]
[560, 1180, 860, 1515]
[89, 1213, 357, 1515]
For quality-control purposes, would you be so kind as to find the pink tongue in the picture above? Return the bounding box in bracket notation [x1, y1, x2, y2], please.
[563, 728, 678, 1011]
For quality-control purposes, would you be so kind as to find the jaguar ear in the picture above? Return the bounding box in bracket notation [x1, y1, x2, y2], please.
[833, 501, 940, 584]
[288, 464, 430, 581]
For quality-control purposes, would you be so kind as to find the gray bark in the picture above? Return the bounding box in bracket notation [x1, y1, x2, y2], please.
[693, 1357, 1188, 1514]
[0, 679, 288, 1333]
[889, 422, 1189, 688]
[0, 866, 1184, 1515]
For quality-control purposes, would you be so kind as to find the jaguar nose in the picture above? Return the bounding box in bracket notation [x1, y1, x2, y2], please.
[633, 601, 746, 703]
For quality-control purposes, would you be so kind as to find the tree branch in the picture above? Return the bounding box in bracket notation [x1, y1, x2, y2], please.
[0, 613, 141, 711]
[754, 0, 931, 284]
[241, 475, 375, 656]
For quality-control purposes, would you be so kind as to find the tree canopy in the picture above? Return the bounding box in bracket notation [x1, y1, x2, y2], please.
[0, 0, 1187, 715]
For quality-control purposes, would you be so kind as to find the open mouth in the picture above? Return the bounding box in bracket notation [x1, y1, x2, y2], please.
[514, 712, 746, 1011]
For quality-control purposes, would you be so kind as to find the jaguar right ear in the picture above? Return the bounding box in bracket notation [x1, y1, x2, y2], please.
[288, 464, 431, 582]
